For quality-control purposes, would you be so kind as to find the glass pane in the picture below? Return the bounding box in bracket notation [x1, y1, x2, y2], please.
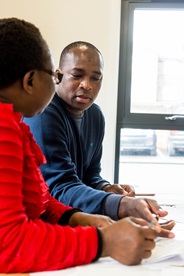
[120, 128, 157, 156]
[119, 128, 184, 194]
[131, 9, 184, 114]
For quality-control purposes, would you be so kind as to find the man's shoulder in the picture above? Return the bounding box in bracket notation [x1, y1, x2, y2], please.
[46, 94, 66, 115]
[48, 93, 64, 108]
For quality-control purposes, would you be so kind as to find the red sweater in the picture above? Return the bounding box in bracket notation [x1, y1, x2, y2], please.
[0, 102, 98, 273]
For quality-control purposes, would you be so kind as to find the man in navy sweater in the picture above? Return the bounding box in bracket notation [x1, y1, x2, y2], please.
[24, 41, 174, 229]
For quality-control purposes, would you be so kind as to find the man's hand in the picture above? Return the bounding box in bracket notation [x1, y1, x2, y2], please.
[158, 219, 175, 238]
[69, 212, 115, 228]
[100, 217, 159, 265]
[103, 184, 135, 197]
[118, 196, 175, 238]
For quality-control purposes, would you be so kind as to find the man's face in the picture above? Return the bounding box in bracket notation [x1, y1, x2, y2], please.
[56, 46, 104, 115]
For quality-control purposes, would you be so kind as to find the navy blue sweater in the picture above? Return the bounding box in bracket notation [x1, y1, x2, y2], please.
[24, 94, 122, 220]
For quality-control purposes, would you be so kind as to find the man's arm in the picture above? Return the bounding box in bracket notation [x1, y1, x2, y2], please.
[24, 103, 110, 215]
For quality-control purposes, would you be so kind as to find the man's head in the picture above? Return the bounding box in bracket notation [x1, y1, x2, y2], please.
[56, 41, 104, 115]
[0, 18, 60, 117]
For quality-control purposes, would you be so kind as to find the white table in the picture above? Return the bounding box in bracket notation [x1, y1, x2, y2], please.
[31, 196, 184, 276]
[1, 194, 183, 276]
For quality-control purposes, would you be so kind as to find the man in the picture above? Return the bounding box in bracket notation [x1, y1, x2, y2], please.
[24, 41, 173, 227]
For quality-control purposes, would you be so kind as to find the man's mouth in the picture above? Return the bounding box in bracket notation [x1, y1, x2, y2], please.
[76, 95, 91, 103]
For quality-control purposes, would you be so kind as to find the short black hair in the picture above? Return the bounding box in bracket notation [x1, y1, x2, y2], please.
[0, 17, 50, 88]
[59, 41, 103, 68]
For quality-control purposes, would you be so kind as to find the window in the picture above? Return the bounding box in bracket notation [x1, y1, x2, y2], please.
[115, 0, 184, 193]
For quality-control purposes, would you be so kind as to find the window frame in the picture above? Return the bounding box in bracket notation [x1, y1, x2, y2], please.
[114, 0, 184, 182]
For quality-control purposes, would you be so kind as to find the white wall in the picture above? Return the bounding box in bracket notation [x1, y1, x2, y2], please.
[0, 0, 121, 182]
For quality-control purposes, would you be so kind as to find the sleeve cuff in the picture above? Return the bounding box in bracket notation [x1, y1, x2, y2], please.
[92, 228, 103, 262]
[96, 181, 111, 190]
[102, 194, 124, 220]
[58, 208, 81, 226]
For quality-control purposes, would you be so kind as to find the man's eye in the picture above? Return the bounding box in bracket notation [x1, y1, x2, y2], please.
[72, 74, 82, 78]
[91, 76, 102, 81]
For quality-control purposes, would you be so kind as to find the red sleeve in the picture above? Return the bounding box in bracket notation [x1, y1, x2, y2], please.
[40, 193, 74, 224]
[0, 103, 98, 273]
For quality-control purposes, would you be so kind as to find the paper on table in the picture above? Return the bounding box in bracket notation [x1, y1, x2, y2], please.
[30, 239, 184, 276]
[159, 205, 184, 224]
[143, 238, 184, 265]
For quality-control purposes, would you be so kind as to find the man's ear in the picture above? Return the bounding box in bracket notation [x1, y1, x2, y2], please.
[23, 71, 34, 94]
[56, 68, 62, 73]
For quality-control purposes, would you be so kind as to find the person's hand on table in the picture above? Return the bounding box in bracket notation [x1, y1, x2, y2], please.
[158, 219, 175, 238]
[103, 184, 135, 197]
[100, 216, 159, 265]
[69, 212, 115, 228]
[117, 196, 175, 238]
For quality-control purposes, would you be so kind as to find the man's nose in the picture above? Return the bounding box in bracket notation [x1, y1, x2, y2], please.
[79, 78, 92, 90]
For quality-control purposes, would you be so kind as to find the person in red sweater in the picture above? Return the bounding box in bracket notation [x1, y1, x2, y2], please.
[0, 17, 174, 273]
